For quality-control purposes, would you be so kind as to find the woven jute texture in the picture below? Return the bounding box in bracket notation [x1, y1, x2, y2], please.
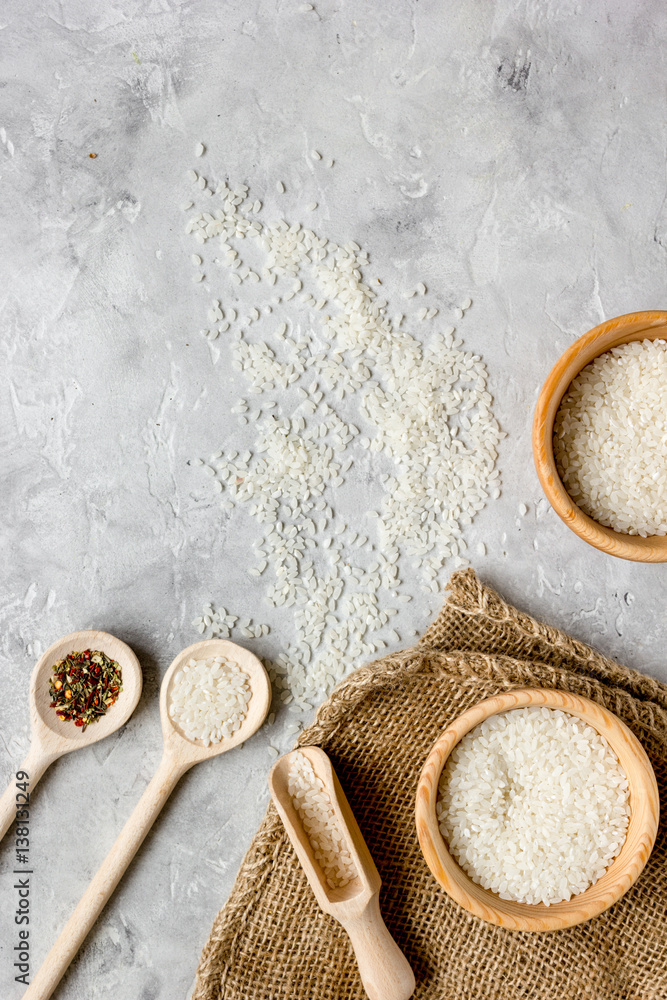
[192, 570, 667, 1000]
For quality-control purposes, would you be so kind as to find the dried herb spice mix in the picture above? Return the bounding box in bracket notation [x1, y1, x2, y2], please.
[49, 650, 123, 730]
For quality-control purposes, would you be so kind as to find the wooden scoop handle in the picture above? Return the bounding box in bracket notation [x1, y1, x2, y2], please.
[341, 895, 415, 1000]
[24, 753, 188, 1000]
[0, 745, 59, 844]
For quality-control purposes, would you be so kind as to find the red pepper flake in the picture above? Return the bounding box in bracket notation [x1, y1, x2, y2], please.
[49, 650, 123, 731]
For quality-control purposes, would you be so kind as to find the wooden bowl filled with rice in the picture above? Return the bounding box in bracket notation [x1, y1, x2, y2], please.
[415, 688, 659, 932]
[533, 310, 667, 561]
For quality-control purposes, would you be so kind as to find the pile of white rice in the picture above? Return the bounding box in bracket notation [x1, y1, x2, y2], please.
[437, 707, 630, 906]
[553, 338, 667, 536]
[168, 655, 251, 745]
[287, 750, 357, 889]
[183, 157, 504, 708]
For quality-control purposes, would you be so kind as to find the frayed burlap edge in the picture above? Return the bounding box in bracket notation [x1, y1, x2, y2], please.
[421, 569, 667, 712]
[191, 569, 667, 1000]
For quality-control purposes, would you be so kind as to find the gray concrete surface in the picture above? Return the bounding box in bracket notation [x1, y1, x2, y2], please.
[1, 2, 666, 997]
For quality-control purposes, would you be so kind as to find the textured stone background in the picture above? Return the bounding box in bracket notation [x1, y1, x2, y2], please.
[1, 1, 666, 997]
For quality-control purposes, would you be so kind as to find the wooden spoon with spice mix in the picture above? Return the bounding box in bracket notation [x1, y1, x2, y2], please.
[25, 637, 271, 1000]
[0, 629, 142, 844]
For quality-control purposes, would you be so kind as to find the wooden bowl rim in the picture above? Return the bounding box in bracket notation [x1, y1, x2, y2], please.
[415, 688, 659, 932]
[532, 310, 667, 562]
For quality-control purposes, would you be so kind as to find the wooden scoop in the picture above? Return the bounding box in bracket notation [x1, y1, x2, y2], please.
[0, 629, 142, 844]
[25, 638, 271, 1000]
[269, 746, 415, 1000]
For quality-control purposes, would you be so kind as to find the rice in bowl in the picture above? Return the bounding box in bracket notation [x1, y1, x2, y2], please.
[436, 707, 630, 906]
[553, 338, 667, 537]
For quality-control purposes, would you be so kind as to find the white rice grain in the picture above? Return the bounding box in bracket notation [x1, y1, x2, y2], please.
[288, 751, 357, 889]
[169, 655, 251, 745]
[554, 339, 667, 536]
[437, 707, 630, 906]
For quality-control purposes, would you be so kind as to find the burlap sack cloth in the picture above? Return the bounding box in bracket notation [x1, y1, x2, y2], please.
[192, 570, 667, 1000]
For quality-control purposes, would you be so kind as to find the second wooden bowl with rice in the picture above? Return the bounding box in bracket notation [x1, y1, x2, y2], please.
[532, 310, 667, 561]
[415, 688, 659, 932]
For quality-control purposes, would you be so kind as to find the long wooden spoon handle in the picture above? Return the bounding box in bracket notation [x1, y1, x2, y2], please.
[342, 895, 415, 1000]
[24, 753, 188, 1000]
[0, 746, 58, 844]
